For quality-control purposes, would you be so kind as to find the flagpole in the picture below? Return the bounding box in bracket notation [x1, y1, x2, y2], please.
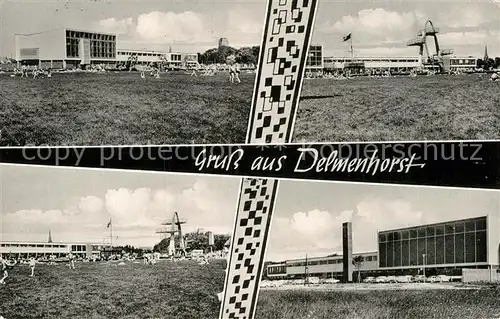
[350, 35, 353, 61]
[110, 218, 113, 247]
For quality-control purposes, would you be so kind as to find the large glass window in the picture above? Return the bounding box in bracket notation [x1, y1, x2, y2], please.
[402, 240, 410, 266]
[426, 237, 436, 265]
[379, 217, 487, 268]
[476, 230, 487, 262]
[409, 239, 418, 266]
[66, 30, 116, 59]
[465, 232, 476, 263]
[387, 242, 394, 267]
[306, 46, 323, 67]
[379, 242, 386, 268]
[445, 235, 455, 264]
[418, 238, 426, 265]
[455, 233, 465, 263]
[394, 241, 402, 267]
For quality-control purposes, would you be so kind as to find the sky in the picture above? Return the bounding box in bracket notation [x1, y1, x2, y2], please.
[0, 0, 499, 58]
[0, 164, 240, 248]
[267, 181, 500, 262]
[1, 164, 499, 260]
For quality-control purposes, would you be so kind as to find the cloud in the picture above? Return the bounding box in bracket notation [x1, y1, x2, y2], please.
[321, 8, 425, 43]
[104, 188, 158, 228]
[268, 197, 434, 261]
[438, 4, 498, 29]
[78, 196, 104, 214]
[439, 30, 495, 46]
[2, 179, 236, 246]
[99, 17, 134, 35]
[135, 11, 214, 44]
[227, 7, 262, 35]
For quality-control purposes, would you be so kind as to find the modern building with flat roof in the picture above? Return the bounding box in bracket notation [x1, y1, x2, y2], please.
[14, 28, 199, 70]
[15, 28, 117, 69]
[266, 215, 499, 280]
[323, 55, 478, 74]
[0, 241, 109, 259]
[378, 216, 496, 273]
[116, 49, 199, 68]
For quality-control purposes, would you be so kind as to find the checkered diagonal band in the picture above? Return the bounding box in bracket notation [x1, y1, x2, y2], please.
[219, 0, 318, 318]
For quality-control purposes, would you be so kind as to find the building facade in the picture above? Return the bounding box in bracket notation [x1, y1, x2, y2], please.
[15, 28, 117, 69]
[218, 37, 229, 48]
[15, 28, 199, 70]
[266, 252, 378, 280]
[324, 56, 421, 74]
[0, 241, 108, 259]
[115, 49, 199, 68]
[445, 56, 478, 72]
[378, 216, 496, 275]
[305, 45, 323, 74]
[265, 215, 499, 280]
[323, 56, 478, 74]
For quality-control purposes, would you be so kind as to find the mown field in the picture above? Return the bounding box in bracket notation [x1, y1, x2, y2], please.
[0, 260, 226, 319]
[0, 72, 252, 146]
[294, 74, 500, 142]
[256, 288, 500, 319]
[1, 72, 498, 146]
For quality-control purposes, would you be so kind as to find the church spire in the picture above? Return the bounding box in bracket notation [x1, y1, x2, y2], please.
[484, 45, 489, 62]
[48, 230, 52, 243]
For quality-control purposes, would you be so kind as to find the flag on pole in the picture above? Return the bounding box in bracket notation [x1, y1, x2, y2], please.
[343, 33, 352, 42]
[107, 219, 112, 228]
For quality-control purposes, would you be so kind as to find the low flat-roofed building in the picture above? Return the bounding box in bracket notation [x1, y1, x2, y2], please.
[116, 49, 199, 68]
[0, 241, 109, 259]
[266, 215, 500, 280]
[324, 56, 422, 73]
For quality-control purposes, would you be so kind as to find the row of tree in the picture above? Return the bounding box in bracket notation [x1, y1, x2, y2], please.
[109, 231, 229, 257]
[197, 45, 260, 65]
[152, 231, 230, 253]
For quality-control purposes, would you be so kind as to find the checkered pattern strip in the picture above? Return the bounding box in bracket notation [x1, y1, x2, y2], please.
[220, 0, 318, 318]
[246, 0, 318, 144]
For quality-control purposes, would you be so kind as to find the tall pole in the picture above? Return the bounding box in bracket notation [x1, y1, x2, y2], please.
[350, 36, 353, 61]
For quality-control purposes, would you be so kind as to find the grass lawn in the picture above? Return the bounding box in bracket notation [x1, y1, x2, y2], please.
[0, 72, 252, 146]
[294, 74, 500, 142]
[256, 288, 500, 319]
[0, 260, 226, 319]
[1, 72, 498, 146]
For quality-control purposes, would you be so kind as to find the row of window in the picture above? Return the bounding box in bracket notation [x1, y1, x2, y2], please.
[116, 51, 186, 61]
[267, 265, 286, 274]
[66, 30, 116, 42]
[118, 51, 165, 57]
[66, 40, 116, 59]
[0, 244, 103, 251]
[324, 59, 420, 63]
[379, 230, 487, 268]
[1, 243, 66, 248]
[379, 218, 487, 243]
[286, 255, 378, 268]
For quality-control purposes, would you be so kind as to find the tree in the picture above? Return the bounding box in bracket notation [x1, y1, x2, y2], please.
[235, 47, 256, 65]
[153, 231, 230, 253]
[218, 45, 237, 62]
[352, 255, 364, 283]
